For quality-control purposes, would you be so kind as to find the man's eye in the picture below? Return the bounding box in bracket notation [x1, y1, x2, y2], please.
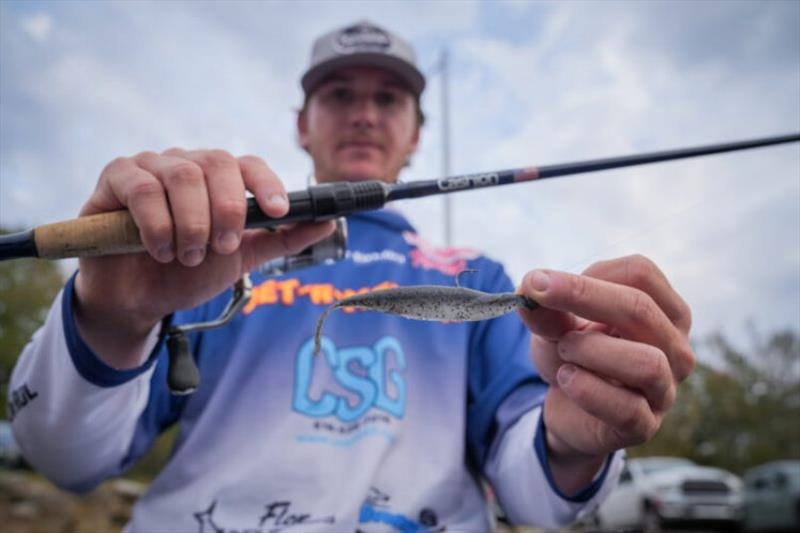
[374, 92, 397, 107]
[331, 87, 354, 104]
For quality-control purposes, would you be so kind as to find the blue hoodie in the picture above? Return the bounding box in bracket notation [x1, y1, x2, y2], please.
[10, 209, 621, 532]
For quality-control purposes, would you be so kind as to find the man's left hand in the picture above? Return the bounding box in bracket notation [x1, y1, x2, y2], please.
[517, 254, 695, 495]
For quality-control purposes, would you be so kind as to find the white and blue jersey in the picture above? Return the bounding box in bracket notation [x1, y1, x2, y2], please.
[9, 209, 622, 532]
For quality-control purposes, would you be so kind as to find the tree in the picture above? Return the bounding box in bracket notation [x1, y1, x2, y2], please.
[630, 327, 800, 474]
[0, 228, 65, 417]
[0, 230, 171, 481]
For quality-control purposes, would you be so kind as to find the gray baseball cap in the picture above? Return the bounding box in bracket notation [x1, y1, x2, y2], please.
[301, 20, 426, 96]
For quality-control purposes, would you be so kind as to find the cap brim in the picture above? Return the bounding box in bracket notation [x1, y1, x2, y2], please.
[301, 53, 426, 96]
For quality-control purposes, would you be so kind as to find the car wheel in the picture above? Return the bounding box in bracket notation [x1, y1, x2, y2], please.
[795, 498, 800, 527]
[642, 508, 662, 533]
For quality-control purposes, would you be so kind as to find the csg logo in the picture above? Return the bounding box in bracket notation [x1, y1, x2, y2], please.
[293, 337, 406, 423]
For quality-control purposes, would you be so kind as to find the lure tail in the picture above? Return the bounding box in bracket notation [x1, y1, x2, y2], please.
[314, 303, 343, 356]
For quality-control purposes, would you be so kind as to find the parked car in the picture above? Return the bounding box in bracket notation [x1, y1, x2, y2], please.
[593, 456, 743, 532]
[0, 420, 25, 468]
[743, 460, 800, 532]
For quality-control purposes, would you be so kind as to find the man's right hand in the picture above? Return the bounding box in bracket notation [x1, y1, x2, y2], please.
[73, 149, 336, 370]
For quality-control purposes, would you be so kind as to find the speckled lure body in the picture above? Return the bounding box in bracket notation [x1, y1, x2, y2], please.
[313, 284, 538, 355]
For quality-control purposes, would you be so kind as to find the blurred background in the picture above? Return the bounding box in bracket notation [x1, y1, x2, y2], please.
[1, 0, 798, 531]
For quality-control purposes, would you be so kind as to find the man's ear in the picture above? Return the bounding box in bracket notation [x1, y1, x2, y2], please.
[297, 109, 310, 152]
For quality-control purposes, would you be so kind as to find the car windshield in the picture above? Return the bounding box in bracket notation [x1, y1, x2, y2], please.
[638, 457, 695, 475]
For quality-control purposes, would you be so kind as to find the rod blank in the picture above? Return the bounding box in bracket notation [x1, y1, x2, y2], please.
[1, 132, 798, 262]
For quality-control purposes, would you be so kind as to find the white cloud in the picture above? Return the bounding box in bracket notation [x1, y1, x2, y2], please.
[21, 12, 52, 44]
[400, 0, 800, 349]
[1, 0, 798, 351]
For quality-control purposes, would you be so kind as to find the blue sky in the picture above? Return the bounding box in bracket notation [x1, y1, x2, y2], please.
[1, 0, 798, 358]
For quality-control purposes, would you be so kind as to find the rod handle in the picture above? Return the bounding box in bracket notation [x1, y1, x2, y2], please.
[34, 210, 144, 259]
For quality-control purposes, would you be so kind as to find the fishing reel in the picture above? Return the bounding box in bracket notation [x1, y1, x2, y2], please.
[257, 217, 348, 275]
[164, 218, 347, 395]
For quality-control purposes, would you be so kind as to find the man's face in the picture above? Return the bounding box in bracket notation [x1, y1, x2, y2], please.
[298, 66, 420, 184]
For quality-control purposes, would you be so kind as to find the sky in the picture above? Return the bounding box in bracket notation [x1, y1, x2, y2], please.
[1, 0, 798, 361]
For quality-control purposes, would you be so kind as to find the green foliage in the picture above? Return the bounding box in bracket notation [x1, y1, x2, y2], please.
[125, 425, 178, 482]
[630, 327, 800, 474]
[0, 227, 173, 481]
[0, 229, 65, 417]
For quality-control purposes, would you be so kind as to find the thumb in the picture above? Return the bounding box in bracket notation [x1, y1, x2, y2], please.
[239, 220, 337, 273]
[517, 270, 583, 340]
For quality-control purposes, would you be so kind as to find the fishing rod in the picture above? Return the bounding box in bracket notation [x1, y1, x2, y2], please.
[3, 132, 798, 395]
[1, 132, 798, 262]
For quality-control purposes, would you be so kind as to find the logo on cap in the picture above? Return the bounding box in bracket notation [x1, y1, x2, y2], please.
[334, 24, 391, 54]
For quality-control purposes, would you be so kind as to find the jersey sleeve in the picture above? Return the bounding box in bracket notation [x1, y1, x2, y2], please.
[465, 259, 622, 527]
[8, 273, 187, 492]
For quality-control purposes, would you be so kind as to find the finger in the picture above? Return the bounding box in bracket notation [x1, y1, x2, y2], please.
[530, 322, 612, 384]
[86, 155, 175, 263]
[238, 155, 290, 218]
[530, 334, 560, 384]
[239, 220, 337, 273]
[556, 364, 660, 449]
[161, 147, 189, 158]
[179, 150, 246, 256]
[529, 320, 617, 385]
[583, 254, 692, 334]
[520, 269, 693, 380]
[82, 157, 132, 215]
[136, 152, 210, 267]
[558, 330, 675, 412]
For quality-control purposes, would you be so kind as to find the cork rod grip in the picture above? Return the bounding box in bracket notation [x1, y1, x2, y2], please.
[34, 210, 144, 259]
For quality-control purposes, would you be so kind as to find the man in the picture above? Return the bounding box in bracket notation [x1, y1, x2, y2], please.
[9, 21, 694, 531]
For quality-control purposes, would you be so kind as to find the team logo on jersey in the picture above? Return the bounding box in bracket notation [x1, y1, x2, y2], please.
[243, 278, 397, 315]
[194, 500, 334, 533]
[347, 248, 406, 266]
[192, 489, 444, 533]
[357, 487, 445, 533]
[293, 336, 406, 422]
[402, 231, 480, 276]
[7, 383, 38, 421]
[292, 336, 406, 446]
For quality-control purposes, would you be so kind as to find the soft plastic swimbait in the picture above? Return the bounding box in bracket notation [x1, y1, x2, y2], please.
[313, 273, 537, 355]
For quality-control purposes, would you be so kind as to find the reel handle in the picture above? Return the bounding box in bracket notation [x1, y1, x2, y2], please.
[166, 333, 199, 396]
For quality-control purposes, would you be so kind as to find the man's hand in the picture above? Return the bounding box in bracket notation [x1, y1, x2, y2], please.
[517, 255, 694, 495]
[74, 149, 335, 369]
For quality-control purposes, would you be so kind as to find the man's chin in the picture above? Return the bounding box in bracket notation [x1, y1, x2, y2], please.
[333, 165, 387, 183]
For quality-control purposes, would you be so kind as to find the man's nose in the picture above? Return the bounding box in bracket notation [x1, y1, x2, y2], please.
[349, 95, 379, 127]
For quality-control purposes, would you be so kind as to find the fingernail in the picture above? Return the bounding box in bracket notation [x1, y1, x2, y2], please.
[156, 244, 174, 263]
[529, 270, 550, 292]
[216, 231, 240, 254]
[557, 364, 577, 386]
[182, 247, 205, 266]
[266, 194, 289, 211]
